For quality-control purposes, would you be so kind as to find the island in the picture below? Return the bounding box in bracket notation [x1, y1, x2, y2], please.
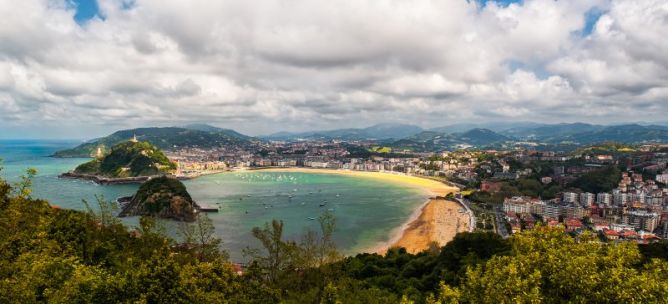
[60, 138, 177, 184]
[118, 176, 197, 221]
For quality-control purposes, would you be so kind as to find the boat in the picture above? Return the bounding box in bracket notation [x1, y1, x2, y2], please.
[308, 217, 316, 220]
[319, 203, 327, 207]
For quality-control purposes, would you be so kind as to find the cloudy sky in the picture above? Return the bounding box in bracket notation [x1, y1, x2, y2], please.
[1, 0, 667, 139]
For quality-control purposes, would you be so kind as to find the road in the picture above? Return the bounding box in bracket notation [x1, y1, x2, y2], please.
[495, 206, 510, 239]
[454, 197, 476, 233]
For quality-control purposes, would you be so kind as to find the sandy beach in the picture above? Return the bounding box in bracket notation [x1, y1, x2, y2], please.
[246, 167, 469, 254]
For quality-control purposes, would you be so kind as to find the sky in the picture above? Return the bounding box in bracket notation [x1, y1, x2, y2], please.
[1, 0, 667, 139]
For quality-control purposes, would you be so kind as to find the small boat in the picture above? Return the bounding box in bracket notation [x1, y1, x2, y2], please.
[308, 217, 316, 220]
[319, 203, 326, 207]
[328, 208, 334, 212]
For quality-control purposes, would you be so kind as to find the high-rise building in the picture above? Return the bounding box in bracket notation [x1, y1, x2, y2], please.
[562, 192, 579, 204]
[624, 210, 659, 232]
[596, 193, 612, 206]
[580, 192, 595, 206]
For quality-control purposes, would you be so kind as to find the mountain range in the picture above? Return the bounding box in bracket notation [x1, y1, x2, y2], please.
[265, 123, 423, 140]
[387, 123, 668, 151]
[52, 122, 668, 156]
[52, 124, 258, 157]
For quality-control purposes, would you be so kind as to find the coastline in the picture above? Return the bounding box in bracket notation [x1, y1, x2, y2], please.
[243, 167, 468, 254]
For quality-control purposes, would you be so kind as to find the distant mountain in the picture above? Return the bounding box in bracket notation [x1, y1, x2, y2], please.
[53, 126, 257, 158]
[456, 128, 510, 146]
[363, 123, 424, 139]
[389, 128, 510, 151]
[266, 123, 423, 140]
[182, 123, 250, 138]
[430, 122, 543, 134]
[500, 123, 605, 140]
[431, 122, 668, 145]
[562, 124, 668, 144]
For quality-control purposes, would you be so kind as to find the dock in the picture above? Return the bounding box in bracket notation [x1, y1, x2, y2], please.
[195, 203, 219, 213]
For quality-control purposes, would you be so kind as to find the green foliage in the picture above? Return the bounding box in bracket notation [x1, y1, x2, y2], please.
[435, 226, 668, 303]
[134, 176, 192, 211]
[369, 146, 393, 153]
[576, 142, 637, 154]
[329, 232, 509, 302]
[74, 141, 176, 178]
[568, 165, 622, 193]
[177, 213, 227, 262]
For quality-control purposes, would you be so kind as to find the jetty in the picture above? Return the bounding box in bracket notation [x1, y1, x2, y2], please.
[60, 172, 191, 185]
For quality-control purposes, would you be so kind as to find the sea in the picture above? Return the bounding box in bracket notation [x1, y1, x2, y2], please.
[0, 139, 428, 261]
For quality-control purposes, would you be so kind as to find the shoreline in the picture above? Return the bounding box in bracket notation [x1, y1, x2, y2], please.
[242, 167, 467, 254]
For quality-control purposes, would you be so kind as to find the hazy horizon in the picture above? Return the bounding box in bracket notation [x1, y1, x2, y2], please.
[2, 120, 668, 141]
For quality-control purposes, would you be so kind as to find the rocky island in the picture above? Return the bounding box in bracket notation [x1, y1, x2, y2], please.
[118, 176, 197, 222]
[60, 138, 177, 184]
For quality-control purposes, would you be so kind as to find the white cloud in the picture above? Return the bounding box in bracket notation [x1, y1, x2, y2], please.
[0, 0, 666, 137]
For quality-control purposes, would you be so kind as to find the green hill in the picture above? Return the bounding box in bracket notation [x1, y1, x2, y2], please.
[53, 125, 256, 158]
[119, 176, 196, 221]
[73, 141, 176, 178]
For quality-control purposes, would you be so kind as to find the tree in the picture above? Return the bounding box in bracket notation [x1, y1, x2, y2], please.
[247, 219, 299, 284]
[13, 168, 37, 200]
[436, 226, 668, 303]
[177, 213, 226, 262]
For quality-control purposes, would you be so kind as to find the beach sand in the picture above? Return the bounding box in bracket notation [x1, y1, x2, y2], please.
[389, 199, 471, 254]
[243, 168, 469, 254]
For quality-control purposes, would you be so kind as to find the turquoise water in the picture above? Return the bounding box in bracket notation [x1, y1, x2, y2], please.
[0, 140, 427, 260]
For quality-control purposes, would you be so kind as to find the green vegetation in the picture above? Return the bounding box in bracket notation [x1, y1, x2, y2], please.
[73, 141, 176, 178]
[121, 176, 196, 221]
[433, 227, 668, 303]
[468, 177, 562, 205]
[575, 142, 637, 154]
[369, 146, 393, 153]
[568, 165, 622, 193]
[0, 166, 667, 303]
